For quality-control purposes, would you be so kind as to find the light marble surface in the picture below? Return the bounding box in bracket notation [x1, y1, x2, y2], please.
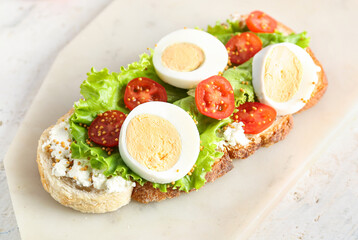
[249, 108, 358, 239]
[0, 0, 357, 239]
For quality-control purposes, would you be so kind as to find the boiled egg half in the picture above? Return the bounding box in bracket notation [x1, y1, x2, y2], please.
[252, 43, 321, 115]
[153, 28, 228, 89]
[118, 102, 200, 184]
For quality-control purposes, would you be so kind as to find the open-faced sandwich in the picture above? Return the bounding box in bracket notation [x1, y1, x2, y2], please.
[37, 11, 327, 213]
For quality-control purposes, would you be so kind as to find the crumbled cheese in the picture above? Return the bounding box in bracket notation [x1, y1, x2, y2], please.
[52, 159, 69, 177]
[42, 120, 135, 193]
[224, 122, 250, 146]
[67, 160, 92, 187]
[92, 169, 107, 190]
[218, 122, 250, 148]
[42, 120, 72, 160]
[106, 176, 136, 193]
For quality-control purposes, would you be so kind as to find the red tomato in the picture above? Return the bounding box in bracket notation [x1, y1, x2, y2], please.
[88, 110, 126, 147]
[124, 77, 167, 110]
[246, 10, 277, 33]
[195, 76, 235, 120]
[225, 32, 262, 65]
[232, 102, 277, 134]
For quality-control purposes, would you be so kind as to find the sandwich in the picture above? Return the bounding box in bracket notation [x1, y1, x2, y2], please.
[37, 11, 327, 213]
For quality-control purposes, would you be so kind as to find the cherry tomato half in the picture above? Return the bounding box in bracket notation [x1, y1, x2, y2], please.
[246, 10, 277, 33]
[124, 77, 167, 110]
[195, 76, 235, 120]
[88, 110, 126, 147]
[232, 102, 277, 134]
[225, 32, 262, 65]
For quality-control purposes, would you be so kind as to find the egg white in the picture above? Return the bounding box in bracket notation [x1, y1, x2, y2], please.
[153, 28, 228, 89]
[118, 102, 200, 184]
[252, 43, 321, 116]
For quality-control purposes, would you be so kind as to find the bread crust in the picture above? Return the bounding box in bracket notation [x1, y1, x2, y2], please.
[299, 48, 328, 112]
[225, 115, 293, 160]
[131, 151, 233, 203]
[276, 22, 328, 112]
[37, 109, 133, 213]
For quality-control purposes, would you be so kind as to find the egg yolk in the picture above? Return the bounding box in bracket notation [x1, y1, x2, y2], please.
[161, 42, 205, 72]
[264, 46, 303, 102]
[126, 114, 181, 172]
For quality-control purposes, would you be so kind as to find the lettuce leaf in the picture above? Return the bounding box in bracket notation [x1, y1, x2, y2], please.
[186, 60, 255, 108]
[223, 59, 256, 106]
[257, 32, 310, 48]
[207, 19, 242, 44]
[174, 96, 216, 134]
[206, 20, 310, 49]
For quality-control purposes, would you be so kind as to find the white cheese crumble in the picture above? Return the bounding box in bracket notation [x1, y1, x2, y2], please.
[67, 159, 92, 187]
[52, 159, 69, 177]
[217, 122, 250, 148]
[42, 119, 135, 193]
[106, 176, 136, 193]
[92, 169, 107, 190]
[42, 120, 72, 160]
[90, 169, 135, 192]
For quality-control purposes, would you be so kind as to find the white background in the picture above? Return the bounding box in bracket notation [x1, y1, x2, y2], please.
[0, 0, 357, 239]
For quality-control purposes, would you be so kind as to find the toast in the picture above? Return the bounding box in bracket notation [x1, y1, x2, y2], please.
[37, 14, 327, 210]
[37, 109, 133, 213]
[131, 19, 327, 203]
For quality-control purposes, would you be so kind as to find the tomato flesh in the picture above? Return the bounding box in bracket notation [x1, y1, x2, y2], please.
[195, 76, 235, 120]
[246, 10, 277, 33]
[225, 32, 262, 65]
[232, 102, 277, 134]
[124, 77, 167, 110]
[88, 110, 126, 147]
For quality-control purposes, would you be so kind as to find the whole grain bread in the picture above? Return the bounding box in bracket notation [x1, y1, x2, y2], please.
[131, 18, 327, 204]
[132, 151, 233, 203]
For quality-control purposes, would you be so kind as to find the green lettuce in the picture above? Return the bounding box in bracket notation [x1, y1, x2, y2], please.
[174, 96, 215, 134]
[186, 60, 255, 108]
[206, 20, 310, 49]
[257, 32, 310, 48]
[207, 19, 242, 44]
[223, 59, 256, 106]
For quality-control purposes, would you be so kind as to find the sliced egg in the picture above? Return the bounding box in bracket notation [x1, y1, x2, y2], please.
[118, 102, 200, 184]
[252, 43, 321, 115]
[153, 28, 228, 89]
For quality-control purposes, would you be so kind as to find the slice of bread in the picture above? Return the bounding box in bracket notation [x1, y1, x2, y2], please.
[37, 110, 133, 213]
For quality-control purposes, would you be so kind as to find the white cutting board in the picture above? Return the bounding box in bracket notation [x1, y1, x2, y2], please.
[4, 0, 358, 239]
